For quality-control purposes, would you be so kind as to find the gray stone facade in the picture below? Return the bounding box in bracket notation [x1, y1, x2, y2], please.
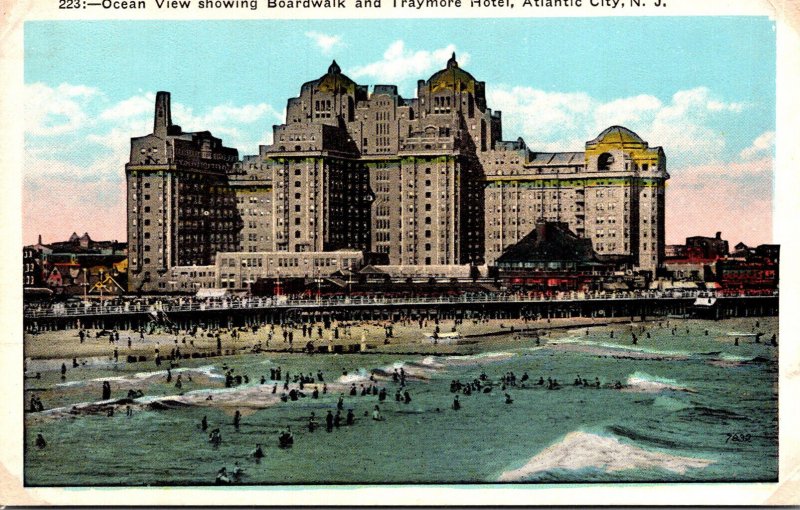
[126, 92, 240, 292]
[126, 55, 669, 292]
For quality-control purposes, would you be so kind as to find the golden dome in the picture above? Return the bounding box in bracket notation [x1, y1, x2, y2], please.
[315, 60, 357, 95]
[428, 53, 477, 94]
[587, 126, 646, 148]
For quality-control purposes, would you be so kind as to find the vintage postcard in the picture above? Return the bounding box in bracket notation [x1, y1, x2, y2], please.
[2, 0, 799, 505]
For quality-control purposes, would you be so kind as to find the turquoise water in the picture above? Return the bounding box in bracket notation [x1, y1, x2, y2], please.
[24, 318, 778, 485]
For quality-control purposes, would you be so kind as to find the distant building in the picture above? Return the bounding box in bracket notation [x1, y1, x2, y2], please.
[23, 244, 44, 288]
[685, 232, 729, 260]
[664, 232, 729, 281]
[715, 243, 779, 291]
[23, 233, 127, 295]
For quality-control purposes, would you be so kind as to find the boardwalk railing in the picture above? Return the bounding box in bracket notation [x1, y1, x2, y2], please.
[23, 290, 777, 320]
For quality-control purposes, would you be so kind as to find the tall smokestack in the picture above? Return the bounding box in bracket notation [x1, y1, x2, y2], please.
[153, 91, 172, 137]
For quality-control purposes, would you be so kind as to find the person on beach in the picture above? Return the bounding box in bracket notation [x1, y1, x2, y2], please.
[403, 391, 411, 404]
[372, 405, 384, 421]
[35, 433, 47, 449]
[504, 393, 513, 404]
[102, 381, 111, 400]
[337, 396, 344, 410]
[308, 413, 318, 432]
[346, 409, 355, 426]
[175, 374, 183, 389]
[334, 411, 342, 428]
[61, 363, 67, 380]
[452, 395, 461, 410]
[233, 410, 241, 429]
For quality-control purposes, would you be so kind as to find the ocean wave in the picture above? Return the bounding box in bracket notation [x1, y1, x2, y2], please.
[708, 354, 774, 368]
[545, 342, 688, 361]
[54, 365, 224, 388]
[498, 431, 713, 481]
[605, 425, 685, 449]
[678, 404, 746, 423]
[624, 372, 694, 393]
[441, 351, 516, 365]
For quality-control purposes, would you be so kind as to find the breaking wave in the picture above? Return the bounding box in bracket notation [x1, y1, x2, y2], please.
[498, 431, 713, 481]
[624, 372, 694, 393]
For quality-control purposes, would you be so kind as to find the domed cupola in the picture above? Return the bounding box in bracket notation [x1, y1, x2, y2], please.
[315, 59, 356, 94]
[428, 52, 478, 94]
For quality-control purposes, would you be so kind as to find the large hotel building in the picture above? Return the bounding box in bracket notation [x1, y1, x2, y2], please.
[126, 54, 668, 292]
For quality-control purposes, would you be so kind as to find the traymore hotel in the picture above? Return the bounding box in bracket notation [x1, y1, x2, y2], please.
[126, 53, 668, 293]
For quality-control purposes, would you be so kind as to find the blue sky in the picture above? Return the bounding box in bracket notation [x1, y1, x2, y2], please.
[24, 17, 776, 245]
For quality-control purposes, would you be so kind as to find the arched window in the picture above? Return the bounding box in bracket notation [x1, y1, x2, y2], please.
[598, 153, 614, 171]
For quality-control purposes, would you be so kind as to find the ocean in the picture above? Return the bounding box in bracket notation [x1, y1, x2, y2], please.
[24, 317, 778, 485]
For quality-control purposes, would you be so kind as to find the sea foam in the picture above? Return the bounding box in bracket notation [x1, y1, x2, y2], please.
[498, 431, 713, 481]
[624, 372, 694, 393]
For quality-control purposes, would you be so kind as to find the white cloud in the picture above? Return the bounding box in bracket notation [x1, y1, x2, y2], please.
[305, 31, 343, 54]
[25, 82, 100, 136]
[350, 41, 469, 85]
[739, 130, 775, 160]
[171, 101, 283, 153]
[488, 85, 747, 163]
[99, 93, 156, 121]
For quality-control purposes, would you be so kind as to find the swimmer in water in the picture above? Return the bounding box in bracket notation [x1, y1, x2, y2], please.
[253, 444, 265, 461]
